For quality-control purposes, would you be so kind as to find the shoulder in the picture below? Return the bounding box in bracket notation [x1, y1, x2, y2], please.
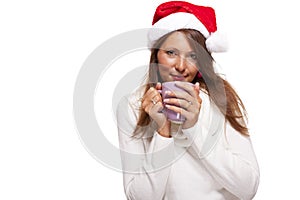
[117, 85, 145, 120]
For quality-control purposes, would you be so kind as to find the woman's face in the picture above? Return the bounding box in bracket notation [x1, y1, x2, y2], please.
[157, 31, 198, 82]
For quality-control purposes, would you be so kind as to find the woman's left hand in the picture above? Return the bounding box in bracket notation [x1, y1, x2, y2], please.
[163, 82, 202, 129]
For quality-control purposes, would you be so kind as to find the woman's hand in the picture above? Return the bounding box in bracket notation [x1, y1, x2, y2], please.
[141, 83, 171, 137]
[163, 82, 202, 129]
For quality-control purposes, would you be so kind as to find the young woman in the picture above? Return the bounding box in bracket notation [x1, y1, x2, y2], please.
[117, 1, 260, 199]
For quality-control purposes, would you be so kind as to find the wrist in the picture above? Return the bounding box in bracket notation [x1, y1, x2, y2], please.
[157, 122, 171, 138]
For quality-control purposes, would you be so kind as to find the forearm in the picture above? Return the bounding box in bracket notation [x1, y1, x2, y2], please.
[183, 121, 260, 199]
[201, 135, 260, 199]
[120, 132, 174, 200]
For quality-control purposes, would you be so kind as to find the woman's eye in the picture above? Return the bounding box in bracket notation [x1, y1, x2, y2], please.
[166, 50, 177, 56]
[189, 53, 197, 60]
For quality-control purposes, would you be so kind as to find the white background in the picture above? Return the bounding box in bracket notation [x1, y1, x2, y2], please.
[1, 0, 300, 199]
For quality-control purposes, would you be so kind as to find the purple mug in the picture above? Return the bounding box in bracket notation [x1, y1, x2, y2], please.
[160, 81, 194, 124]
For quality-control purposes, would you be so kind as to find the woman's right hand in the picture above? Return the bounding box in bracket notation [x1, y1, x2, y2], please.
[141, 83, 171, 137]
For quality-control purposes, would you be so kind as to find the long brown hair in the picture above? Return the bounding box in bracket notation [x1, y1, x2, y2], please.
[136, 29, 249, 136]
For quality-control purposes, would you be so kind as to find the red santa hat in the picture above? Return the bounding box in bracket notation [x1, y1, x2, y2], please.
[148, 1, 228, 53]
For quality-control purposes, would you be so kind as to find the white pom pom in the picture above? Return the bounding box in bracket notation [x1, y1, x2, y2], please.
[205, 31, 229, 53]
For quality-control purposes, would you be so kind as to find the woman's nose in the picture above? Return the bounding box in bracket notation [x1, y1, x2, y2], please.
[175, 55, 186, 72]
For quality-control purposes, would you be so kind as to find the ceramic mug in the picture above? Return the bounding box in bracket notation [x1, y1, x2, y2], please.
[160, 81, 194, 124]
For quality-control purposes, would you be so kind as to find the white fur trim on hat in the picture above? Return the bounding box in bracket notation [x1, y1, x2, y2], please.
[148, 12, 209, 48]
[206, 31, 229, 53]
[148, 12, 228, 52]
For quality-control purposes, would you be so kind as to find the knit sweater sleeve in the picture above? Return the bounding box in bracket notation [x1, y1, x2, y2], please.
[117, 95, 174, 200]
[182, 93, 260, 200]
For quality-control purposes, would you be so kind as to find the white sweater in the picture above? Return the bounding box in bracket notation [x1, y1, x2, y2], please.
[117, 88, 260, 200]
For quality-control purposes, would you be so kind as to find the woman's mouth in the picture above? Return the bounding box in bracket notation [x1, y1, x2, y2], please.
[171, 74, 186, 81]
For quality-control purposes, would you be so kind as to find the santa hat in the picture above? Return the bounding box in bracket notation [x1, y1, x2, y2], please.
[148, 1, 228, 53]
